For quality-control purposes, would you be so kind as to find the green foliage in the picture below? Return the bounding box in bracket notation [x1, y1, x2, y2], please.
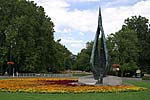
[52, 42, 73, 72]
[108, 29, 138, 64]
[105, 29, 139, 76]
[122, 16, 150, 69]
[107, 16, 150, 75]
[142, 76, 150, 80]
[121, 61, 138, 71]
[120, 61, 138, 77]
[74, 42, 93, 71]
[0, 0, 72, 73]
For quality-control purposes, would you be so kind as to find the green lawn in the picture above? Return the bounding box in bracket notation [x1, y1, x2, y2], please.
[0, 91, 149, 100]
[0, 78, 150, 100]
[123, 80, 150, 88]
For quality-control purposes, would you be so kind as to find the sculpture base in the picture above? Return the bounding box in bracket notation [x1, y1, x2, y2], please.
[78, 75, 97, 85]
[103, 76, 122, 86]
[79, 75, 122, 86]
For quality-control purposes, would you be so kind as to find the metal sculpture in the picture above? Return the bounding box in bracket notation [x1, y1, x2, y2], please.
[90, 8, 109, 84]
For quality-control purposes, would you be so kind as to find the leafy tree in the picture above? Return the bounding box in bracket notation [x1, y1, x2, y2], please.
[107, 16, 150, 75]
[122, 16, 150, 69]
[120, 60, 138, 77]
[74, 42, 94, 71]
[107, 28, 139, 76]
[52, 42, 72, 72]
[0, 0, 73, 74]
[114, 29, 138, 64]
[75, 49, 89, 71]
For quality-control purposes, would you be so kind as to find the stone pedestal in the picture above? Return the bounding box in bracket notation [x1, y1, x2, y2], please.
[79, 75, 97, 85]
[103, 76, 122, 86]
[79, 75, 122, 86]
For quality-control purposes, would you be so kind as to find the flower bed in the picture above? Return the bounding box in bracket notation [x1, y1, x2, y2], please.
[0, 78, 146, 93]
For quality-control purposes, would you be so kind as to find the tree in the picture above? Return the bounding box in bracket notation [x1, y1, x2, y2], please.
[107, 29, 139, 76]
[52, 42, 72, 72]
[120, 60, 138, 77]
[107, 16, 150, 75]
[74, 42, 94, 71]
[122, 16, 150, 69]
[115, 29, 138, 63]
[0, 0, 73, 74]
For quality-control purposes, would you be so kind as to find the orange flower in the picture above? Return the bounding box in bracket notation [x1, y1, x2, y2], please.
[0, 78, 146, 93]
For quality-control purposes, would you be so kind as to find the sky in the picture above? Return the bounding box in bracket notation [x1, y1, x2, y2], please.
[31, 0, 150, 55]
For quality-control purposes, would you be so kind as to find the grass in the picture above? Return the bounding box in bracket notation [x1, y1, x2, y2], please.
[123, 80, 150, 88]
[142, 76, 150, 80]
[0, 78, 150, 100]
[0, 91, 149, 100]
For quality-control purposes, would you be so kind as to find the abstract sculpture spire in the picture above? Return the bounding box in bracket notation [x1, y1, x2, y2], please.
[90, 7, 109, 84]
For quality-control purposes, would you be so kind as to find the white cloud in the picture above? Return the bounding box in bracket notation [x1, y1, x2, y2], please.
[67, 0, 99, 2]
[32, 0, 150, 54]
[35, 0, 70, 8]
[71, 43, 84, 48]
[32, 0, 97, 33]
[67, 9, 97, 32]
[79, 32, 85, 36]
[102, 0, 150, 35]
[57, 28, 72, 33]
[61, 37, 83, 44]
[60, 36, 86, 54]
[33, 0, 150, 35]
[60, 37, 84, 48]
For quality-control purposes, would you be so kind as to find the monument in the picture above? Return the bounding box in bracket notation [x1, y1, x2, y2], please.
[79, 7, 122, 86]
[90, 7, 110, 84]
[79, 7, 122, 85]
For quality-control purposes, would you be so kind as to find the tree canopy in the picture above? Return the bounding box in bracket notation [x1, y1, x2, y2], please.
[0, 0, 72, 74]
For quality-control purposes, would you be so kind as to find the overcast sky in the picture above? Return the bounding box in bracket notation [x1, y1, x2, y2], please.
[31, 0, 150, 55]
